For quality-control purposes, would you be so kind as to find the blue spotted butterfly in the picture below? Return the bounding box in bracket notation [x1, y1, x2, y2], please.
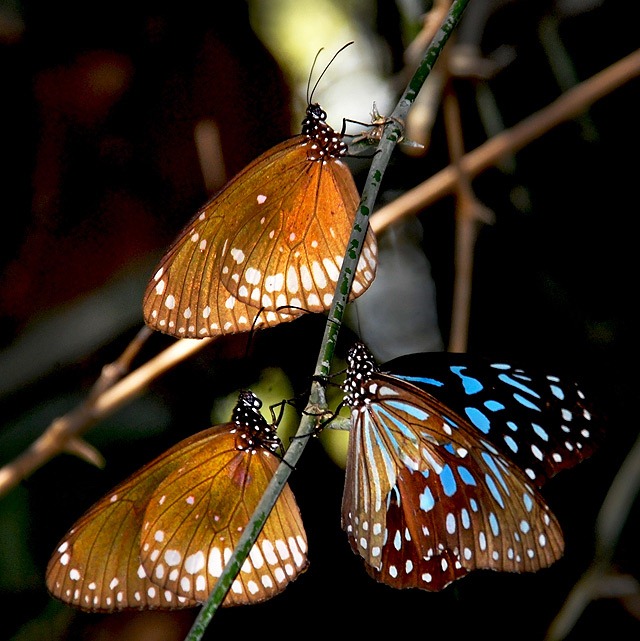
[341, 342, 600, 591]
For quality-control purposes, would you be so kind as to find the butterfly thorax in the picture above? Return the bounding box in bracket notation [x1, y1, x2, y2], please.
[232, 390, 281, 453]
[302, 103, 348, 162]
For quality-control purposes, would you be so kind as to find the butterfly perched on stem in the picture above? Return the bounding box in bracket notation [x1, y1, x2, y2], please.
[340, 342, 600, 591]
[143, 43, 378, 338]
[46, 390, 307, 611]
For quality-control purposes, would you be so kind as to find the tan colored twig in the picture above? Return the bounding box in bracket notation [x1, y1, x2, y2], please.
[544, 426, 640, 639]
[0, 330, 213, 497]
[442, 77, 495, 353]
[371, 48, 640, 235]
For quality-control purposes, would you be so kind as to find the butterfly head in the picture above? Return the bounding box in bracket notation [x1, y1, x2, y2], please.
[232, 390, 281, 453]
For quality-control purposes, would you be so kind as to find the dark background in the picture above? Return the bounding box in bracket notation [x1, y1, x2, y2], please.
[0, 1, 638, 639]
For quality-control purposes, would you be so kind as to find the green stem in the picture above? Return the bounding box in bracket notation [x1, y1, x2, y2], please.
[185, 2, 470, 638]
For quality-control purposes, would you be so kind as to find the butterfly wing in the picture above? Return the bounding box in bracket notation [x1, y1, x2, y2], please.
[342, 372, 564, 592]
[142, 141, 305, 338]
[46, 428, 220, 611]
[216, 140, 377, 314]
[139, 428, 308, 607]
[381, 352, 601, 486]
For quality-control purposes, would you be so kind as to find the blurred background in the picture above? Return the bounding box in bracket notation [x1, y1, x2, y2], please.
[1, 1, 638, 639]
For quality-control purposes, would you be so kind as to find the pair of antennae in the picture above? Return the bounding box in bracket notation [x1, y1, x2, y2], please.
[306, 41, 354, 104]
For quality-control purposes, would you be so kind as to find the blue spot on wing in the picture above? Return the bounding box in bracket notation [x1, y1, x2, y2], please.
[498, 373, 540, 398]
[484, 473, 505, 508]
[532, 423, 549, 441]
[489, 512, 500, 535]
[484, 400, 505, 412]
[451, 366, 483, 394]
[440, 464, 457, 497]
[513, 393, 541, 411]
[465, 407, 491, 434]
[376, 406, 419, 443]
[420, 486, 435, 511]
[504, 435, 518, 452]
[458, 465, 477, 486]
[386, 400, 430, 422]
[396, 375, 444, 388]
[481, 452, 511, 497]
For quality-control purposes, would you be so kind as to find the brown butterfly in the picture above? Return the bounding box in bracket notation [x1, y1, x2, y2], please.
[143, 46, 377, 338]
[46, 390, 308, 610]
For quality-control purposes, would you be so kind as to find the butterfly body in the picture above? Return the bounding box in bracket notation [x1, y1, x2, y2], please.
[340, 342, 599, 591]
[47, 390, 307, 611]
[143, 102, 377, 338]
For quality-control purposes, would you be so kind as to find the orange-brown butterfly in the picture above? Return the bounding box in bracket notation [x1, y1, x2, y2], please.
[46, 390, 308, 611]
[143, 43, 378, 338]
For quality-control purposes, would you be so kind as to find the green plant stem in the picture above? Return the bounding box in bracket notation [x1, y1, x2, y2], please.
[185, 2, 470, 638]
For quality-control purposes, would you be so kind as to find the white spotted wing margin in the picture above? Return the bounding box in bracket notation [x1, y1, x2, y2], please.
[341, 368, 565, 592]
[46, 408, 308, 611]
[142, 202, 299, 338]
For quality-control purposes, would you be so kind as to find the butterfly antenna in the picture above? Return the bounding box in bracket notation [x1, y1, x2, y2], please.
[307, 41, 354, 104]
[244, 307, 274, 360]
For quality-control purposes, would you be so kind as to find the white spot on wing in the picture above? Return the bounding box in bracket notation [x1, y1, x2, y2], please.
[245, 268, 261, 285]
[231, 248, 245, 264]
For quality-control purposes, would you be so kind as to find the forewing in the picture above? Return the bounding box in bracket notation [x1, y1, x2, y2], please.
[140, 430, 308, 607]
[218, 142, 377, 313]
[142, 212, 297, 338]
[45, 428, 225, 611]
[383, 352, 602, 485]
[342, 400, 422, 569]
[142, 138, 308, 337]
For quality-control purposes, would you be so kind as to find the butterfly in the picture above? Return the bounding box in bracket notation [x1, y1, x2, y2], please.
[46, 390, 308, 611]
[340, 341, 600, 591]
[142, 50, 378, 338]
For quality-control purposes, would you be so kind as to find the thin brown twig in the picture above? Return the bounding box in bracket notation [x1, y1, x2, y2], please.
[442, 76, 495, 353]
[545, 428, 640, 640]
[88, 326, 154, 399]
[0, 332, 213, 497]
[371, 48, 640, 235]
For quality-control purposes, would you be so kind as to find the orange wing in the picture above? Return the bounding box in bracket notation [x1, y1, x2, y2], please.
[46, 423, 307, 611]
[140, 429, 308, 607]
[216, 139, 377, 313]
